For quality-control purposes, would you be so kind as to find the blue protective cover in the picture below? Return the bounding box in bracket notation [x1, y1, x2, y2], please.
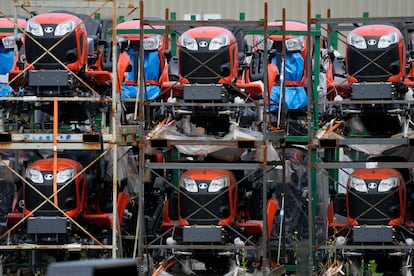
[269, 52, 306, 110]
[0, 84, 12, 97]
[0, 46, 14, 96]
[121, 84, 160, 101]
[0, 46, 14, 75]
[126, 48, 160, 82]
[269, 86, 307, 110]
[284, 52, 304, 82]
[272, 52, 304, 82]
[122, 49, 161, 100]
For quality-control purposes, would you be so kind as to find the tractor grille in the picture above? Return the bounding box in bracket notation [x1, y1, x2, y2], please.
[347, 40, 400, 82]
[348, 188, 400, 225]
[180, 190, 230, 225]
[25, 171, 77, 216]
[179, 42, 231, 84]
[25, 25, 79, 70]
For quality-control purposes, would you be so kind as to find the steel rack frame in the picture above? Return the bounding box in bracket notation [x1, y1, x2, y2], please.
[130, 1, 318, 274]
[0, 1, 142, 274]
[312, 13, 414, 275]
[0, 0, 326, 275]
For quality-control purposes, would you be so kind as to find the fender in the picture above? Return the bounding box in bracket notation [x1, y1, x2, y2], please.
[266, 197, 279, 240]
[117, 51, 132, 93]
[117, 191, 130, 225]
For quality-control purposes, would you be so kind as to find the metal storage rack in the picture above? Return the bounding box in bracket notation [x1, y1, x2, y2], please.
[134, 3, 289, 274]
[0, 0, 348, 275]
[311, 13, 414, 274]
[0, 2, 139, 273]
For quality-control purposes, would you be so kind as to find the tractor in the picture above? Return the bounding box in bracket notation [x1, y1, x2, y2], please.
[159, 25, 267, 136]
[1, 151, 133, 273]
[328, 163, 414, 275]
[8, 12, 113, 130]
[156, 168, 279, 274]
[116, 19, 167, 123]
[324, 23, 414, 136]
[254, 20, 310, 135]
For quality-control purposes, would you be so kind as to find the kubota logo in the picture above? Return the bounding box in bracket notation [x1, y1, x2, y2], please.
[198, 182, 208, 189]
[367, 182, 377, 189]
[44, 174, 53, 180]
[367, 39, 377, 46]
[44, 26, 54, 33]
[199, 41, 208, 48]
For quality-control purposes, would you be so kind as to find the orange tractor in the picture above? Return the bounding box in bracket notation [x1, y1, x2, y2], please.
[256, 21, 310, 110]
[325, 23, 413, 135]
[328, 164, 414, 274]
[0, 17, 26, 96]
[0, 16, 25, 127]
[159, 25, 268, 135]
[253, 20, 310, 135]
[8, 12, 113, 129]
[116, 19, 166, 101]
[157, 168, 279, 273]
[115, 19, 168, 124]
[6, 154, 131, 245]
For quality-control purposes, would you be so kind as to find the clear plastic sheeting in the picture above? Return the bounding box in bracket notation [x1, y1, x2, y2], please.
[105, 146, 139, 197]
[0, 153, 16, 224]
[316, 131, 402, 155]
[148, 121, 274, 161]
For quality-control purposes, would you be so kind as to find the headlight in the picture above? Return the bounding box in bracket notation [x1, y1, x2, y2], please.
[286, 36, 304, 51]
[378, 32, 398, 48]
[349, 176, 368, 193]
[209, 34, 230, 50]
[26, 167, 43, 184]
[378, 176, 398, 192]
[54, 20, 76, 36]
[254, 35, 273, 51]
[208, 176, 228, 192]
[181, 176, 198, 192]
[180, 34, 197, 51]
[2, 35, 16, 49]
[56, 168, 75, 184]
[26, 20, 43, 36]
[348, 33, 367, 49]
[143, 35, 161, 50]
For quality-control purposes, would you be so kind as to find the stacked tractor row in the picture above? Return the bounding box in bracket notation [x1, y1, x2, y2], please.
[0, 10, 313, 275]
[319, 18, 414, 275]
[1, 4, 414, 275]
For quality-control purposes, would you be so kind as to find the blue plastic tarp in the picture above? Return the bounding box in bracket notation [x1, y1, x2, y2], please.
[272, 52, 304, 82]
[0, 46, 14, 75]
[121, 84, 160, 101]
[269, 51, 306, 110]
[122, 48, 161, 100]
[0, 84, 12, 97]
[0, 46, 14, 96]
[284, 52, 304, 82]
[269, 86, 307, 111]
[126, 48, 160, 82]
